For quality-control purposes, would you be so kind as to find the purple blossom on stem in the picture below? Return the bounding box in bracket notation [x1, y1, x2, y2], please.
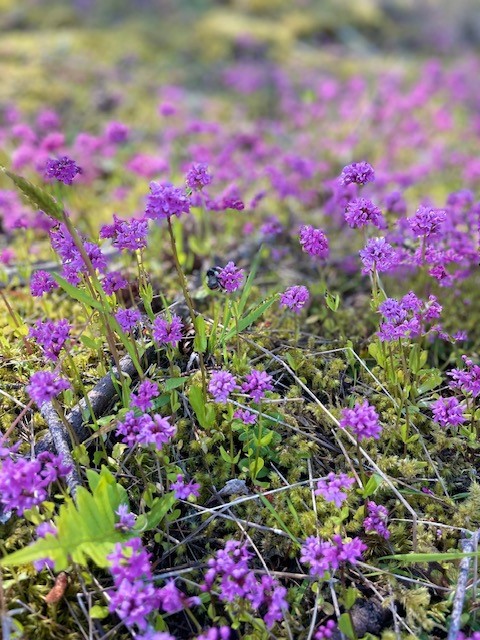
[363, 501, 390, 539]
[431, 396, 466, 428]
[209, 370, 238, 403]
[44, 156, 81, 185]
[448, 356, 480, 397]
[301, 534, 366, 577]
[145, 182, 190, 220]
[344, 198, 385, 229]
[408, 206, 446, 238]
[339, 400, 382, 441]
[359, 237, 397, 274]
[242, 369, 273, 403]
[116, 411, 176, 449]
[218, 261, 244, 293]
[153, 314, 183, 347]
[186, 163, 213, 191]
[233, 409, 257, 425]
[107, 538, 159, 631]
[30, 270, 59, 297]
[115, 307, 141, 333]
[280, 285, 310, 313]
[157, 580, 200, 613]
[201, 540, 288, 628]
[131, 379, 160, 412]
[27, 370, 71, 406]
[100, 215, 149, 251]
[29, 318, 70, 361]
[339, 161, 375, 186]
[102, 271, 128, 295]
[115, 504, 136, 531]
[299, 225, 329, 259]
[315, 472, 355, 508]
[171, 474, 201, 500]
[0, 451, 71, 516]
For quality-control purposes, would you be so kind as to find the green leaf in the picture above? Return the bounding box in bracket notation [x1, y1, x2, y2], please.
[383, 551, 478, 563]
[194, 316, 207, 354]
[188, 385, 216, 429]
[89, 605, 109, 620]
[338, 612, 357, 639]
[163, 377, 186, 392]
[0, 166, 64, 220]
[224, 294, 277, 341]
[140, 493, 176, 531]
[343, 587, 359, 611]
[0, 467, 128, 571]
[219, 446, 241, 464]
[52, 274, 104, 311]
[361, 473, 383, 498]
[258, 495, 299, 544]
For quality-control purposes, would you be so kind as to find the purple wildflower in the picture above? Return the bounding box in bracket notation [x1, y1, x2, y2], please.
[233, 409, 257, 425]
[138, 414, 176, 449]
[359, 237, 397, 274]
[431, 397, 466, 428]
[117, 411, 175, 449]
[202, 541, 288, 627]
[107, 538, 159, 631]
[315, 620, 337, 640]
[115, 307, 141, 333]
[448, 356, 480, 397]
[131, 379, 160, 412]
[27, 370, 71, 406]
[44, 156, 81, 185]
[100, 215, 149, 251]
[157, 580, 200, 614]
[363, 501, 390, 539]
[0, 452, 71, 516]
[344, 198, 385, 229]
[33, 522, 57, 571]
[115, 504, 136, 531]
[104, 121, 129, 144]
[209, 370, 238, 403]
[339, 400, 382, 441]
[186, 163, 213, 191]
[339, 161, 375, 186]
[145, 182, 190, 220]
[280, 285, 310, 313]
[102, 271, 128, 295]
[196, 628, 230, 640]
[299, 225, 329, 259]
[171, 474, 201, 500]
[218, 262, 244, 293]
[30, 270, 58, 297]
[29, 318, 70, 361]
[313, 620, 337, 640]
[378, 298, 407, 323]
[315, 472, 355, 508]
[301, 534, 366, 577]
[152, 314, 183, 347]
[242, 369, 273, 403]
[408, 206, 446, 238]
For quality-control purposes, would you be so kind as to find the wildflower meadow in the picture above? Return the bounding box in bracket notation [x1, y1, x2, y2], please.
[2, 2, 480, 639]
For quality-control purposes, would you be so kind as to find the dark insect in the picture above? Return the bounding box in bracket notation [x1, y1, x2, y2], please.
[206, 266, 224, 291]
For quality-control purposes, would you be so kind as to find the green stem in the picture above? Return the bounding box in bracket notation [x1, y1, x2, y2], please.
[167, 218, 207, 396]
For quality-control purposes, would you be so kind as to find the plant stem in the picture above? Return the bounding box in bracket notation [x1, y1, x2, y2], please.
[167, 218, 207, 396]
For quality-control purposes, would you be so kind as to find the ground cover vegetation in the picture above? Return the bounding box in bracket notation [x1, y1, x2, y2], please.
[2, 2, 480, 639]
